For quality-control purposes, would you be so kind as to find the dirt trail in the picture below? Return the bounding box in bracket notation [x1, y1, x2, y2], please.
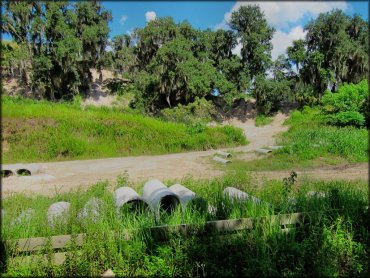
[2, 113, 367, 197]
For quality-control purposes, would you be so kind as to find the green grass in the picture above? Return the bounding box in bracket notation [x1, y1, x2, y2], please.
[2, 171, 368, 276]
[1, 96, 247, 163]
[255, 114, 273, 126]
[230, 106, 368, 171]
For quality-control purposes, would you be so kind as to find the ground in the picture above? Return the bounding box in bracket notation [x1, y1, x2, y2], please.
[2, 112, 367, 197]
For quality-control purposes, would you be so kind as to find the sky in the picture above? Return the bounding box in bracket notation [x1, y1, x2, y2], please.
[2, 1, 368, 60]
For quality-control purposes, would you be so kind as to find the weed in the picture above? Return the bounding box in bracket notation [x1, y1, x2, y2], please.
[255, 114, 273, 127]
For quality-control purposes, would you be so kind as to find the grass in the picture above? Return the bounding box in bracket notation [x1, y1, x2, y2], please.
[255, 114, 273, 127]
[1, 96, 247, 163]
[1, 171, 369, 276]
[229, 106, 368, 171]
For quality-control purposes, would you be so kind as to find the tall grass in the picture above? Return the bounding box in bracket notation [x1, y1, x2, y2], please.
[255, 114, 273, 127]
[2, 171, 368, 276]
[2, 96, 247, 163]
[234, 106, 368, 171]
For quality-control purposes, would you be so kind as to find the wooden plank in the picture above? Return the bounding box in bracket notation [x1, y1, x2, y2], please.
[6, 213, 305, 254]
[8, 233, 85, 253]
[8, 252, 69, 266]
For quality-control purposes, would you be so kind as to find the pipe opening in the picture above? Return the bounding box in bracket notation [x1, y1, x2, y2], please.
[159, 195, 180, 213]
[122, 200, 149, 214]
[16, 169, 31, 176]
[1, 170, 14, 178]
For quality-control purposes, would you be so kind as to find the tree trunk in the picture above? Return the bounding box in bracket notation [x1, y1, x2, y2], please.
[166, 95, 171, 108]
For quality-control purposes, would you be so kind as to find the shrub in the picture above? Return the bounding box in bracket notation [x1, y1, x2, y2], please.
[321, 80, 368, 127]
[161, 97, 217, 124]
[253, 76, 292, 115]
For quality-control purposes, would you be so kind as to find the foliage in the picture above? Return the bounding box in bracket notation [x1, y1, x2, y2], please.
[2, 1, 112, 100]
[2, 172, 368, 277]
[289, 10, 368, 96]
[253, 75, 292, 115]
[2, 96, 246, 163]
[229, 5, 275, 79]
[254, 114, 273, 127]
[161, 98, 217, 124]
[321, 80, 368, 127]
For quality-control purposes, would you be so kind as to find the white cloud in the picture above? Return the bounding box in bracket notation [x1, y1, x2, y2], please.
[271, 25, 307, 60]
[119, 15, 128, 25]
[231, 38, 242, 57]
[145, 11, 157, 22]
[222, 1, 349, 29]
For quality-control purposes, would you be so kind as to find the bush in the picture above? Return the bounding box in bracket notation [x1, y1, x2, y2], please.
[161, 97, 217, 124]
[321, 80, 368, 127]
[253, 76, 292, 115]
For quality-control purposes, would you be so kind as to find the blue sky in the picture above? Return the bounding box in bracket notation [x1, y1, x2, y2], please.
[2, 1, 368, 60]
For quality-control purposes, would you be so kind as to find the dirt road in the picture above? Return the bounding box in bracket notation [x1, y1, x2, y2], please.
[2, 113, 367, 197]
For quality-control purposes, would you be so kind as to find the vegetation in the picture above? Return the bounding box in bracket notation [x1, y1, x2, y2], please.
[254, 114, 273, 127]
[229, 105, 368, 171]
[1, 96, 246, 163]
[321, 80, 369, 127]
[2, 3, 367, 114]
[2, 172, 368, 276]
[1, 3, 369, 276]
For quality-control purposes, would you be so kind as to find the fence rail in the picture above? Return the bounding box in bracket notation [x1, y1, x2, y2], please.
[3, 212, 308, 266]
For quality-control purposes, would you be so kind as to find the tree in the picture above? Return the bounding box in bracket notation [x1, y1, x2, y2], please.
[229, 5, 275, 79]
[287, 39, 306, 73]
[2, 1, 112, 100]
[111, 34, 136, 77]
[253, 75, 291, 115]
[133, 17, 178, 70]
[304, 9, 368, 91]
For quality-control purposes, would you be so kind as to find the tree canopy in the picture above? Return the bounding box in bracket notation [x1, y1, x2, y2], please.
[2, 3, 368, 115]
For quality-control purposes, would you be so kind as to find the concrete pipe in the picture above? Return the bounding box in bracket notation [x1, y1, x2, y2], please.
[223, 187, 262, 205]
[47, 201, 70, 229]
[268, 146, 283, 150]
[169, 184, 207, 212]
[306, 191, 326, 199]
[213, 156, 230, 164]
[1, 169, 14, 178]
[114, 187, 149, 213]
[255, 148, 272, 154]
[142, 179, 180, 214]
[216, 151, 232, 158]
[207, 204, 217, 216]
[16, 168, 31, 176]
[10, 208, 35, 226]
[78, 197, 104, 222]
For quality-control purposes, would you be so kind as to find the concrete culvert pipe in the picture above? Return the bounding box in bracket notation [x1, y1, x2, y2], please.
[11, 208, 35, 226]
[223, 187, 262, 205]
[16, 168, 31, 176]
[78, 197, 104, 222]
[306, 191, 326, 199]
[1, 170, 14, 178]
[114, 187, 149, 213]
[47, 201, 70, 229]
[169, 184, 207, 212]
[142, 179, 180, 214]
